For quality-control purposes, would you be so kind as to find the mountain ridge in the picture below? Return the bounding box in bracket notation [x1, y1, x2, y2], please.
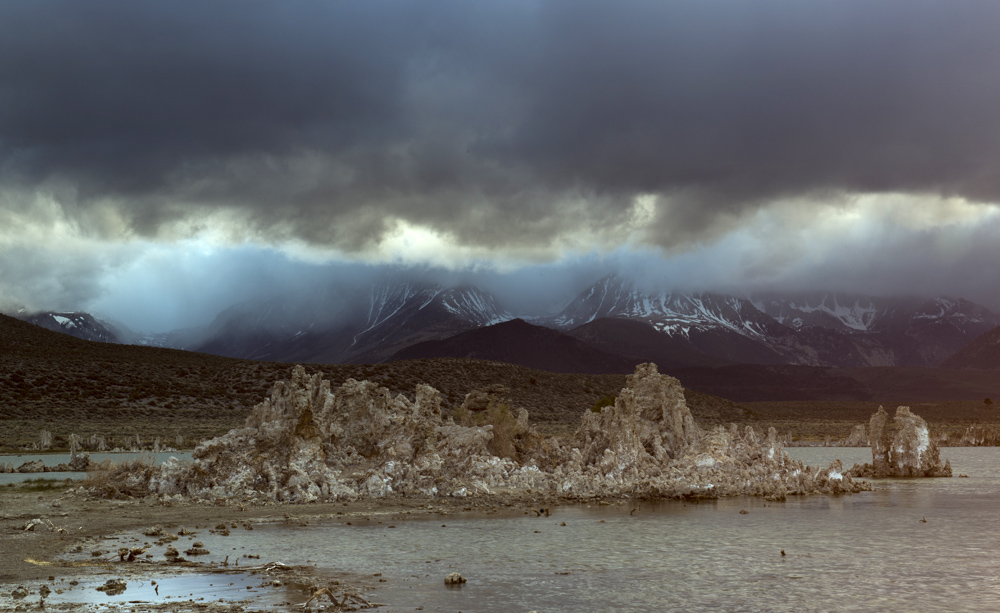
[11, 273, 999, 370]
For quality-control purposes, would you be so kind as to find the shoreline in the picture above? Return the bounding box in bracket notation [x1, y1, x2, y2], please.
[0, 485, 576, 610]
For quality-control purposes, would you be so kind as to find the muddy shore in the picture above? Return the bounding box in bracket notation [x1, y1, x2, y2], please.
[0, 486, 560, 611]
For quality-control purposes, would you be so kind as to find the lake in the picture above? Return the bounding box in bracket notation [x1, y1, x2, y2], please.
[51, 446, 1000, 611]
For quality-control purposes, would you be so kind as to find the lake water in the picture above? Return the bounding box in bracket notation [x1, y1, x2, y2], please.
[52, 447, 1000, 612]
[0, 451, 192, 485]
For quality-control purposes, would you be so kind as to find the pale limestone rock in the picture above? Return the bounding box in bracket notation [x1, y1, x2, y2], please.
[848, 406, 951, 478]
[444, 572, 467, 585]
[575, 363, 699, 475]
[560, 365, 864, 499]
[133, 363, 868, 503]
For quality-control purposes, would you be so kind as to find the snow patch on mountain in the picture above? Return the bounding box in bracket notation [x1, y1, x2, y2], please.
[547, 274, 778, 340]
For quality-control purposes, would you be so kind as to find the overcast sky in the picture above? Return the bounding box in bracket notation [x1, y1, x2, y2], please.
[4, 0, 1000, 331]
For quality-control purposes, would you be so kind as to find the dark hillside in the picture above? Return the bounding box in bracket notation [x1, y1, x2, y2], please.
[567, 317, 726, 369]
[388, 318, 637, 374]
[939, 325, 1000, 369]
[0, 314, 748, 449]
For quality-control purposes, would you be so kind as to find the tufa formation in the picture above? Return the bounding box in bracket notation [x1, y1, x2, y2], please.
[848, 406, 952, 478]
[116, 363, 868, 503]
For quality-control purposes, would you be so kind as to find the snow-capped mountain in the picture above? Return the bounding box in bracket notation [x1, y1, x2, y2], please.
[18, 312, 120, 344]
[190, 280, 513, 363]
[750, 294, 882, 332]
[545, 275, 1000, 367]
[751, 293, 1000, 366]
[14, 273, 998, 370]
[548, 274, 785, 339]
[751, 293, 999, 334]
[352, 283, 510, 347]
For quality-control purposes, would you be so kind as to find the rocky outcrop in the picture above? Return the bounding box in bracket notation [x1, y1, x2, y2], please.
[552, 363, 859, 499]
[69, 454, 92, 471]
[841, 425, 869, 447]
[135, 363, 868, 503]
[459, 385, 510, 413]
[151, 367, 538, 502]
[848, 406, 952, 478]
[16, 460, 44, 473]
[953, 424, 1000, 447]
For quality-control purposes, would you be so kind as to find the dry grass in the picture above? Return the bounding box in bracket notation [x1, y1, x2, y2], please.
[1, 477, 75, 494]
[454, 399, 526, 460]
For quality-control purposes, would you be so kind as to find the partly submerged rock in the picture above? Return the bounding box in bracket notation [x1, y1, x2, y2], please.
[95, 579, 127, 595]
[135, 363, 867, 503]
[848, 406, 952, 478]
[16, 460, 44, 473]
[68, 454, 92, 472]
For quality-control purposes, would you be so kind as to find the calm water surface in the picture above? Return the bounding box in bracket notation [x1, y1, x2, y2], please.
[56, 447, 1000, 611]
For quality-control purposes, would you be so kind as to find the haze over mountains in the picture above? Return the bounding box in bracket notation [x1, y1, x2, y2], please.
[13, 273, 1000, 373]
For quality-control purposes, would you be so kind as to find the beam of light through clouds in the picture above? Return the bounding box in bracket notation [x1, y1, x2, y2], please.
[3, 0, 1000, 330]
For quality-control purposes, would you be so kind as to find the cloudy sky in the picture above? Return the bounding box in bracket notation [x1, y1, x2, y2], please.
[4, 0, 1000, 331]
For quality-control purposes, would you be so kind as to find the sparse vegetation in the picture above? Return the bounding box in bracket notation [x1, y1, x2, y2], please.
[453, 397, 550, 463]
[9, 312, 999, 448]
[3, 478, 74, 493]
[591, 395, 616, 412]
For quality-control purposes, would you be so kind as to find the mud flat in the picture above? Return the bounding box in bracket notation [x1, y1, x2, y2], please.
[0, 487, 515, 611]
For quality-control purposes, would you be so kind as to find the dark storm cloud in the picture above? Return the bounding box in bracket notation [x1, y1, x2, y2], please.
[4, 0, 1000, 254]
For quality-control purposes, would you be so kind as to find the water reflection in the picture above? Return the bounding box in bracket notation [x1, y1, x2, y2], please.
[55, 447, 1000, 612]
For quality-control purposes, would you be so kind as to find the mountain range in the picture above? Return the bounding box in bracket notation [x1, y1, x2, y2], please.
[14, 274, 1000, 372]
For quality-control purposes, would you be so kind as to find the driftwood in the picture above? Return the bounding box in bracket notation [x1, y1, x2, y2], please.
[302, 586, 380, 609]
[23, 518, 66, 534]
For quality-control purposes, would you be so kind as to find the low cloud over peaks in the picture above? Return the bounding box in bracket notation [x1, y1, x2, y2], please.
[4, 1, 1000, 325]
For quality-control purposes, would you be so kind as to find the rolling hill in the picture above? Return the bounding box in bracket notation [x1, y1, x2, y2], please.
[388, 318, 638, 374]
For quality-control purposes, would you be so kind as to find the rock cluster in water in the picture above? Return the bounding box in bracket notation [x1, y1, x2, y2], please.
[848, 406, 952, 478]
[1, 455, 92, 474]
[139, 363, 868, 503]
